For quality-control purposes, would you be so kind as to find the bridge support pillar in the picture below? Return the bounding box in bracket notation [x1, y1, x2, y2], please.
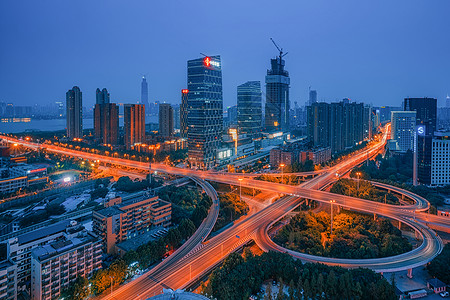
[407, 268, 413, 279]
[398, 221, 402, 230]
[374, 213, 377, 221]
[402, 194, 405, 200]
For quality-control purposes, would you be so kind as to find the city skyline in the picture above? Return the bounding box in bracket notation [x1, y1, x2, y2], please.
[1, 1, 450, 109]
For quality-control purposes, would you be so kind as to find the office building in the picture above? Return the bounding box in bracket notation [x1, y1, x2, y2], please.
[265, 57, 290, 132]
[430, 132, 450, 186]
[186, 56, 223, 170]
[6, 220, 83, 294]
[0, 259, 16, 300]
[94, 103, 119, 145]
[124, 104, 145, 150]
[0, 164, 48, 194]
[92, 192, 171, 254]
[30, 233, 102, 300]
[141, 76, 150, 114]
[404, 97, 437, 185]
[173, 104, 180, 130]
[66, 86, 83, 139]
[158, 103, 174, 137]
[226, 105, 238, 127]
[180, 89, 189, 138]
[95, 88, 110, 105]
[237, 81, 262, 137]
[390, 111, 416, 152]
[307, 100, 367, 153]
[309, 89, 317, 106]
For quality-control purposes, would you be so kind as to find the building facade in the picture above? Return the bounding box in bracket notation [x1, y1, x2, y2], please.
[265, 57, 290, 132]
[124, 104, 145, 150]
[430, 132, 450, 186]
[94, 103, 119, 145]
[30, 233, 102, 300]
[404, 97, 437, 185]
[95, 88, 110, 105]
[237, 81, 262, 137]
[390, 111, 416, 152]
[158, 103, 174, 137]
[180, 89, 189, 138]
[92, 192, 171, 254]
[308, 89, 317, 106]
[186, 56, 223, 170]
[0, 259, 16, 300]
[66, 86, 83, 139]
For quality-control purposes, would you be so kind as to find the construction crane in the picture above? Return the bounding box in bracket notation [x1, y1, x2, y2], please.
[270, 38, 288, 60]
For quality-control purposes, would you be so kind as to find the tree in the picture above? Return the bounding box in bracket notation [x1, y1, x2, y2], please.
[427, 243, 450, 284]
[62, 276, 89, 300]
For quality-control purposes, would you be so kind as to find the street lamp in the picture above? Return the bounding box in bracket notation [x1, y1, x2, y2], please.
[279, 163, 285, 184]
[330, 200, 336, 234]
[356, 172, 361, 191]
[238, 178, 243, 201]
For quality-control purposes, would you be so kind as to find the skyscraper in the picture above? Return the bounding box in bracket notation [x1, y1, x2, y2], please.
[159, 103, 174, 137]
[124, 104, 145, 150]
[141, 76, 149, 114]
[187, 56, 223, 170]
[237, 81, 262, 137]
[94, 103, 119, 145]
[180, 89, 189, 139]
[390, 111, 416, 152]
[265, 57, 290, 132]
[403, 97, 437, 185]
[66, 86, 82, 139]
[173, 104, 180, 130]
[96, 88, 110, 105]
[309, 89, 318, 106]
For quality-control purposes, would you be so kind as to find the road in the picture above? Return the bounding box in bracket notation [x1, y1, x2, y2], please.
[1, 126, 448, 296]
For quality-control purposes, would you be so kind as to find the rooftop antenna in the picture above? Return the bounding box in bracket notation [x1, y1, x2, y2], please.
[270, 38, 288, 61]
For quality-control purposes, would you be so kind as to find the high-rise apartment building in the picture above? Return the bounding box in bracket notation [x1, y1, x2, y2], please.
[390, 111, 416, 152]
[307, 100, 367, 153]
[431, 131, 450, 186]
[0, 259, 16, 300]
[94, 103, 119, 145]
[187, 56, 223, 170]
[141, 76, 149, 114]
[66, 86, 82, 139]
[30, 233, 102, 300]
[95, 88, 110, 105]
[309, 89, 318, 106]
[158, 103, 174, 137]
[180, 89, 189, 139]
[237, 81, 262, 137]
[124, 104, 145, 150]
[173, 104, 180, 130]
[403, 97, 437, 185]
[265, 57, 290, 132]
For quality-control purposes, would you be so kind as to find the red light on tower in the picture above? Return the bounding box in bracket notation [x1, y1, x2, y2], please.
[203, 56, 211, 67]
[182, 89, 189, 94]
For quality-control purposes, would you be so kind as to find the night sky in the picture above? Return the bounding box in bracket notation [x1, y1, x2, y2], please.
[1, 0, 449, 109]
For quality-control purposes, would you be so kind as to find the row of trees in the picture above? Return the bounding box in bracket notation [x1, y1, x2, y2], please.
[274, 211, 412, 259]
[330, 178, 399, 205]
[214, 193, 249, 231]
[427, 243, 450, 284]
[204, 251, 397, 300]
[114, 175, 161, 193]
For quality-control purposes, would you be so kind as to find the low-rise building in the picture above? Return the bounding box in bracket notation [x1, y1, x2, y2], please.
[92, 192, 171, 254]
[0, 164, 48, 194]
[300, 147, 331, 165]
[0, 259, 17, 300]
[30, 233, 102, 300]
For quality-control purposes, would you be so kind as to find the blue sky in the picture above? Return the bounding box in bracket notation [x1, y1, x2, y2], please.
[1, 0, 449, 108]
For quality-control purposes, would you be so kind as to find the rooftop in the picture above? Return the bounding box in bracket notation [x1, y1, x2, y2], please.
[17, 220, 72, 245]
[115, 227, 168, 253]
[0, 258, 14, 270]
[95, 206, 123, 218]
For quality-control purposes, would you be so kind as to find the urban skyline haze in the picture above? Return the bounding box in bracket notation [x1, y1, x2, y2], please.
[1, 0, 449, 109]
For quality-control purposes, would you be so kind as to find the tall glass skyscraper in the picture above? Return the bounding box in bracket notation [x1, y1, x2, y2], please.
[66, 86, 83, 139]
[141, 76, 149, 114]
[187, 56, 223, 170]
[265, 57, 290, 132]
[237, 81, 262, 137]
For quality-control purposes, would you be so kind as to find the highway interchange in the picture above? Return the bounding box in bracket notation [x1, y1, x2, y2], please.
[1, 126, 449, 298]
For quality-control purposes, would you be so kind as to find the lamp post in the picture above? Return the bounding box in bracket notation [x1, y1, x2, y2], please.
[356, 172, 361, 191]
[330, 200, 336, 234]
[280, 163, 285, 184]
[238, 178, 243, 201]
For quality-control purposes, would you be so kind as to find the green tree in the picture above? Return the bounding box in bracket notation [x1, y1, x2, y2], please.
[62, 276, 89, 300]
